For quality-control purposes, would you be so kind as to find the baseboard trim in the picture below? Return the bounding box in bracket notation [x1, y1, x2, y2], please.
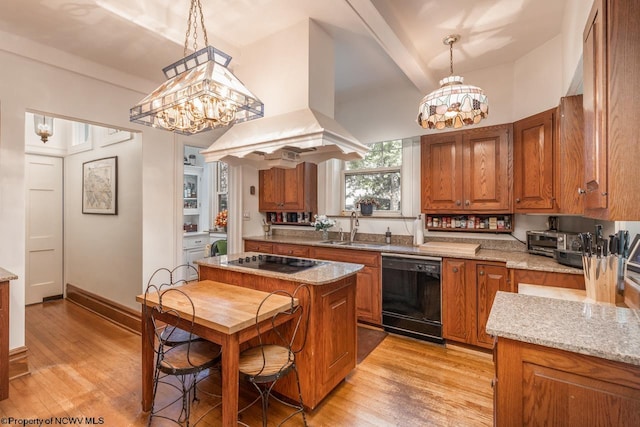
[9, 346, 29, 380]
[66, 284, 141, 334]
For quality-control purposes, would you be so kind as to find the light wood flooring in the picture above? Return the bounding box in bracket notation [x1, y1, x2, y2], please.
[0, 300, 494, 426]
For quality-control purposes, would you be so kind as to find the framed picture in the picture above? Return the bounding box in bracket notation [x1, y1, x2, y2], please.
[82, 156, 117, 215]
[97, 127, 133, 147]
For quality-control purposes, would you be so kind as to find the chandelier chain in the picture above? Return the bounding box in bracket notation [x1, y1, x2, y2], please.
[184, 0, 209, 57]
[449, 40, 454, 75]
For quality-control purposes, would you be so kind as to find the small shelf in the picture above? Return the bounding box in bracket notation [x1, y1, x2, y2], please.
[426, 214, 513, 233]
[269, 221, 313, 227]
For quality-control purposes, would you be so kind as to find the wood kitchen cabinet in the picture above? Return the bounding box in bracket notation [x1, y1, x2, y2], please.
[582, 0, 640, 220]
[556, 95, 585, 214]
[312, 247, 382, 325]
[494, 337, 640, 426]
[244, 240, 273, 253]
[243, 240, 382, 325]
[513, 108, 556, 212]
[441, 258, 510, 349]
[513, 96, 584, 214]
[258, 162, 318, 213]
[421, 124, 512, 213]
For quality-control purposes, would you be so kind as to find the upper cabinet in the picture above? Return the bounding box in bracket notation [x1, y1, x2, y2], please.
[259, 162, 318, 213]
[582, 0, 640, 220]
[513, 96, 584, 214]
[513, 108, 556, 212]
[556, 95, 585, 214]
[421, 124, 512, 214]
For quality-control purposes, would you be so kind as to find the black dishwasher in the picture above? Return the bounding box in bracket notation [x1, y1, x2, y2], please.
[381, 253, 443, 343]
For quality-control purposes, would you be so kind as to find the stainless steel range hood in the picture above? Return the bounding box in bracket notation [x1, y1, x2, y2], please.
[200, 107, 368, 169]
[201, 19, 368, 170]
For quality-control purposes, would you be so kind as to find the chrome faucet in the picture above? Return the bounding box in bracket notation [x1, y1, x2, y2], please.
[349, 210, 359, 242]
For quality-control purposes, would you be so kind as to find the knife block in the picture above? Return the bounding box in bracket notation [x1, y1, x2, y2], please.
[583, 255, 618, 304]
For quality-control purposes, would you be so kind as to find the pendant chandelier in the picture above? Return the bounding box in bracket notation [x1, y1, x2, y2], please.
[417, 35, 488, 130]
[34, 114, 54, 143]
[130, 0, 263, 135]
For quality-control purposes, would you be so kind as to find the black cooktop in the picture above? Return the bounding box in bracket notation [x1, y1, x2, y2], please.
[227, 254, 324, 274]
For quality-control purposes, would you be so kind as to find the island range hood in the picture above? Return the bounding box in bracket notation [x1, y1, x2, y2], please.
[201, 19, 369, 169]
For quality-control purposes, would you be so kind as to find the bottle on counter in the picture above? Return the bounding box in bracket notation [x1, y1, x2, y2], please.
[414, 215, 424, 246]
[385, 227, 392, 244]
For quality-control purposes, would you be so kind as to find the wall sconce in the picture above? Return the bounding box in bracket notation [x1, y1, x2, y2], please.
[34, 114, 54, 143]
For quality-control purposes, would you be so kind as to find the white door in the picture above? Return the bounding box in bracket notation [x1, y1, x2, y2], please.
[25, 154, 63, 304]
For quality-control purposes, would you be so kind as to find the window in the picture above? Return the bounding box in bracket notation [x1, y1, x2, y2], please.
[343, 140, 402, 212]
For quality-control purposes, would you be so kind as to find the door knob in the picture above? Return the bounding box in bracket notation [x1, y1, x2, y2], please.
[452, 267, 459, 273]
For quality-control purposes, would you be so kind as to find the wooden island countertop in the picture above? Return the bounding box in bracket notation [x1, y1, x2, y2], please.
[196, 253, 364, 410]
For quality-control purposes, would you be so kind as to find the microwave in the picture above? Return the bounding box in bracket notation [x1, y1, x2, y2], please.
[527, 230, 581, 257]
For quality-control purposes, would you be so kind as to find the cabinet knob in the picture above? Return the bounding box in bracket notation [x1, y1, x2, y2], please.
[479, 270, 485, 276]
[452, 267, 459, 273]
[456, 200, 461, 206]
[515, 198, 521, 203]
[465, 200, 470, 206]
[577, 188, 587, 195]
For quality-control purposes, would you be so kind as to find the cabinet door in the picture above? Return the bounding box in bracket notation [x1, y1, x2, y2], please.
[582, 0, 608, 212]
[442, 259, 472, 343]
[513, 109, 556, 212]
[319, 279, 356, 395]
[463, 126, 512, 212]
[421, 133, 464, 212]
[355, 266, 381, 325]
[556, 95, 585, 214]
[282, 166, 304, 210]
[258, 168, 284, 211]
[476, 263, 508, 348]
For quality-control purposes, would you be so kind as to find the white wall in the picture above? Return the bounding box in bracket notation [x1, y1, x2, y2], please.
[562, 0, 594, 95]
[512, 35, 564, 121]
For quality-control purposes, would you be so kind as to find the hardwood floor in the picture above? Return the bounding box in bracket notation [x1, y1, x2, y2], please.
[0, 300, 494, 426]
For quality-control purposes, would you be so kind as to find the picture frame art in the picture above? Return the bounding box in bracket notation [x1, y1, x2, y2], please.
[82, 156, 117, 215]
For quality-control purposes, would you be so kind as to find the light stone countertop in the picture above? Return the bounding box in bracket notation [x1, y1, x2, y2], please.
[0, 268, 18, 282]
[196, 252, 364, 285]
[486, 291, 640, 366]
[243, 235, 584, 275]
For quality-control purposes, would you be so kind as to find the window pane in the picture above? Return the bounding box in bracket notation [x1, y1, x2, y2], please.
[345, 171, 401, 211]
[346, 140, 402, 170]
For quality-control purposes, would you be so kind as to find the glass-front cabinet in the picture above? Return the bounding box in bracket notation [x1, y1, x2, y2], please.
[183, 165, 203, 232]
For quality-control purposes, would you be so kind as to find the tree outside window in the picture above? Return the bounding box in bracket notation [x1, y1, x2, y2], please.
[344, 140, 402, 212]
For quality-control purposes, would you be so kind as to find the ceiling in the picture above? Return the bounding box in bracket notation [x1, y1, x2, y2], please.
[0, 0, 567, 103]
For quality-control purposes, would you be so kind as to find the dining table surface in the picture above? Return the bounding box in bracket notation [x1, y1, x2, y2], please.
[136, 279, 297, 426]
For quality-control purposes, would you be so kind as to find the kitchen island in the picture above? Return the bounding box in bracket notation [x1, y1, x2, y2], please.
[487, 291, 640, 425]
[196, 252, 363, 410]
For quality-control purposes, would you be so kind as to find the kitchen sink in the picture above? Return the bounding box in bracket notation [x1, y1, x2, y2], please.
[319, 240, 388, 248]
[319, 240, 349, 245]
[344, 242, 388, 248]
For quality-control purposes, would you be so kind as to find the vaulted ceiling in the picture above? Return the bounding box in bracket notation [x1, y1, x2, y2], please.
[0, 0, 566, 103]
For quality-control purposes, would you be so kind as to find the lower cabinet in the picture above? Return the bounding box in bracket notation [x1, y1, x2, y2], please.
[243, 240, 382, 325]
[183, 234, 209, 280]
[311, 247, 382, 325]
[442, 258, 510, 349]
[494, 337, 640, 426]
[244, 240, 273, 253]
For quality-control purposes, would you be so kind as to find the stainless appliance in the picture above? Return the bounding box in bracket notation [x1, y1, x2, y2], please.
[227, 254, 324, 274]
[381, 253, 442, 343]
[527, 230, 581, 257]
